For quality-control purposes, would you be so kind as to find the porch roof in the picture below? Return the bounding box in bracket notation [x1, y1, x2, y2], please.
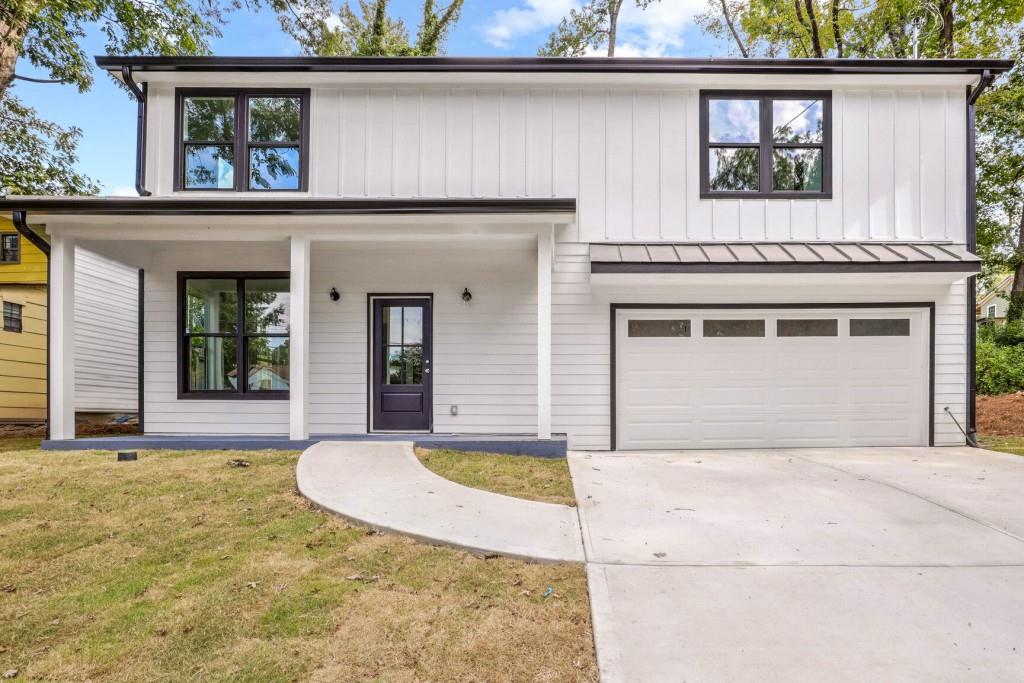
[1, 196, 576, 218]
[590, 241, 981, 275]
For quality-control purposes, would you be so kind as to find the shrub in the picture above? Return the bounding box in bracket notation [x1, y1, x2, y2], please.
[976, 338, 1024, 395]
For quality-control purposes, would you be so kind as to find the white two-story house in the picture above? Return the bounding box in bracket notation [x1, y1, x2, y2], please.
[3, 56, 1011, 452]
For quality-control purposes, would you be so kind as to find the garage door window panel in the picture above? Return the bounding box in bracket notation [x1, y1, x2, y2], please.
[703, 319, 765, 338]
[777, 319, 839, 337]
[628, 320, 691, 337]
[850, 318, 911, 337]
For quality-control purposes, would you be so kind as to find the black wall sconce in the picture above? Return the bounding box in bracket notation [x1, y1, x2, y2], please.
[329, 287, 340, 302]
[462, 287, 472, 305]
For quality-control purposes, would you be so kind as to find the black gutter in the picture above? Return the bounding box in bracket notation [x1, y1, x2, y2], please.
[0, 197, 576, 216]
[964, 70, 996, 448]
[591, 262, 981, 274]
[95, 55, 1015, 76]
[12, 210, 50, 439]
[121, 67, 151, 197]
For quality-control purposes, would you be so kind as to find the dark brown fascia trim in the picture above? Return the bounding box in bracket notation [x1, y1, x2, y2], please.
[95, 56, 1015, 76]
[1, 197, 576, 217]
[591, 261, 981, 274]
[608, 302, 937, 451]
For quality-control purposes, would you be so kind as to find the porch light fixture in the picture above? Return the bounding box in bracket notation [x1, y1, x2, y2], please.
[461, 287, 472, 305]
[329, 287, 340, 302]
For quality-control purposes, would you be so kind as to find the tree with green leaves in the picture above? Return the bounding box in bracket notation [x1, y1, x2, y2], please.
[539, 0, 660, 57]
[279, 0, 464, 57]
[697, 0, 1022, 59]
[0, 0, 249, 195]
[977, 41, 1024, 322]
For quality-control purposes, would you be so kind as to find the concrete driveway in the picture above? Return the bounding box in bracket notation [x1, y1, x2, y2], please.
[569, 447, 1024, 682]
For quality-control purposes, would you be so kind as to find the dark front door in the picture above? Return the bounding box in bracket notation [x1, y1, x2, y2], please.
[372, 297, 432, 431]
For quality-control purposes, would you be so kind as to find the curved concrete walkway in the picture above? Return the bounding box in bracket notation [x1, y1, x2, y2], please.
[296, 441, 584, 563]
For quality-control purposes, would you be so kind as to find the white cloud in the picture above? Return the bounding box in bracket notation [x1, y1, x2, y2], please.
[483, 0, 578, 49]
[613, 0, 706, 57]
[483, 0, 704, 55]
[107, 185, 139, 197]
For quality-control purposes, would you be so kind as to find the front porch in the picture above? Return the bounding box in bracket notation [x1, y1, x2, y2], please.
[14, 198, 573, 448]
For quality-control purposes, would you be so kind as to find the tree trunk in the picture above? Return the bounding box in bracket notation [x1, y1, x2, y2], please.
[607, 0, 623, 57]
[0, 6, 30, 96]
[830, 0, 843, 58]
[802, 0, 823, 57]
[1008, 208, 1024, 323]
[720, 0, 749, 57]
[938, 0, 955, 57]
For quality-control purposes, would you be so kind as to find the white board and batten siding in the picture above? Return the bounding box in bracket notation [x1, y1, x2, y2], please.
[146, 85, 969, 245]
[74, 248, 139, 413]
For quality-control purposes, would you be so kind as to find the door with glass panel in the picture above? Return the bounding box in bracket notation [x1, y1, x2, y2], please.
[371, 297, 432, 431]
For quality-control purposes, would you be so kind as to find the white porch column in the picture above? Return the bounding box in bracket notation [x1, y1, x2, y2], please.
[49, 233, 75, 440]
[537, 231, 553, 440]
[289, 235, 311, 441]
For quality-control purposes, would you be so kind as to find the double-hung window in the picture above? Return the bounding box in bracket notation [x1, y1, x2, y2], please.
[700, 91, 831, 199]
[179, 274, 290, 398]
[1, 234, 20, 263]
[176, 90, 309, 192]
[3, 302, 22, 333]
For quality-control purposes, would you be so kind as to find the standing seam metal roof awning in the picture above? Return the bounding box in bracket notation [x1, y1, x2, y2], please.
[589, 242, 981, 274]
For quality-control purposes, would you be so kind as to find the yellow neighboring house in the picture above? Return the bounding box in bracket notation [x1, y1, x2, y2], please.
[0, 216, 47, 422]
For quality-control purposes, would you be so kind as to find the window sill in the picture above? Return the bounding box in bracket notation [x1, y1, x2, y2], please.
[700, 192, 833, 201]
[177, 392, 289, 401]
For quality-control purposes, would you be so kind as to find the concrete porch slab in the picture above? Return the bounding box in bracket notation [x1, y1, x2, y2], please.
[296, 441, 584, 563]
[40, 433, 567, 457]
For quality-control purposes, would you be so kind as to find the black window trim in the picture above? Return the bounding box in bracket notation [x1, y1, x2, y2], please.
[699, 89, 832, 200]
[3, 301, 23, 333]
[177, 271, 290, 400]
[1, 233, 20, 264]
[174, 88, 311, 193]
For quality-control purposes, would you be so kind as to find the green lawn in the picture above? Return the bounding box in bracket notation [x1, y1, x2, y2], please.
[979, 435, 1024, 456]
[416, 448, 577, 506]
[0, 447, 596, 682]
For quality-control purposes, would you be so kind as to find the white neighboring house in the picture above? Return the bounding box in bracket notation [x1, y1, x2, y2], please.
[2, 55, 1011, 450]
[74, 247, 139, 415]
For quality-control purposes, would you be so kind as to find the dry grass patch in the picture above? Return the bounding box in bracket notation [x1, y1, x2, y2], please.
[979, 435, 1024, 456]
[0, 447, 596, 682]
[415, 448, 577, 507]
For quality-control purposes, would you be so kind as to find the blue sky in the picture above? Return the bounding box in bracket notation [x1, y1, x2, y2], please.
[12, 0, 725, 195]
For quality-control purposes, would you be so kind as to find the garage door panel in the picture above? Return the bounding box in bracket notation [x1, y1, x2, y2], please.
[616, 308, 929, 450]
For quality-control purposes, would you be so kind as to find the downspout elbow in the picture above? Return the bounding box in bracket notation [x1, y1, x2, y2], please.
[122, 66, 152, 197]
[12, 210, 50, 257]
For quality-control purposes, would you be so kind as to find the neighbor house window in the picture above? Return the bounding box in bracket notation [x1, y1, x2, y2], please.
[1, 234, 19, 263]
[987, 304, 997, 318]
[700, 91, 831, 198]
[176, 90, 309, 192]
[179, 274, 290, 398]
[3, 302, 22, 333]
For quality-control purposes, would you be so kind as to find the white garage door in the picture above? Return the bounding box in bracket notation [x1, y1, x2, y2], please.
[615, 308, 930, 450]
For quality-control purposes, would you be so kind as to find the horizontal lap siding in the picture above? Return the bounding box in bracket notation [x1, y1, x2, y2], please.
[144, 244, 290, 435]
[309, 247, 537, 435]
[552, 243, 969, 449]
[0, 284, 46, 420]
[74, 248, 139, 412]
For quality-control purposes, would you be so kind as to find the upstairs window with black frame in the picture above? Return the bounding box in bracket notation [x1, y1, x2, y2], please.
[176, 90, 309, 192]
[3, 302, 22, 333]
[180, 274, 290, 398]
[1, 234, 20, 263]
[700, 91, 831, 199]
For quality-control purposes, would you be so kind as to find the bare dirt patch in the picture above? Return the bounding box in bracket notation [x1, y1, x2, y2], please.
[977, 392, 1024, 436]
